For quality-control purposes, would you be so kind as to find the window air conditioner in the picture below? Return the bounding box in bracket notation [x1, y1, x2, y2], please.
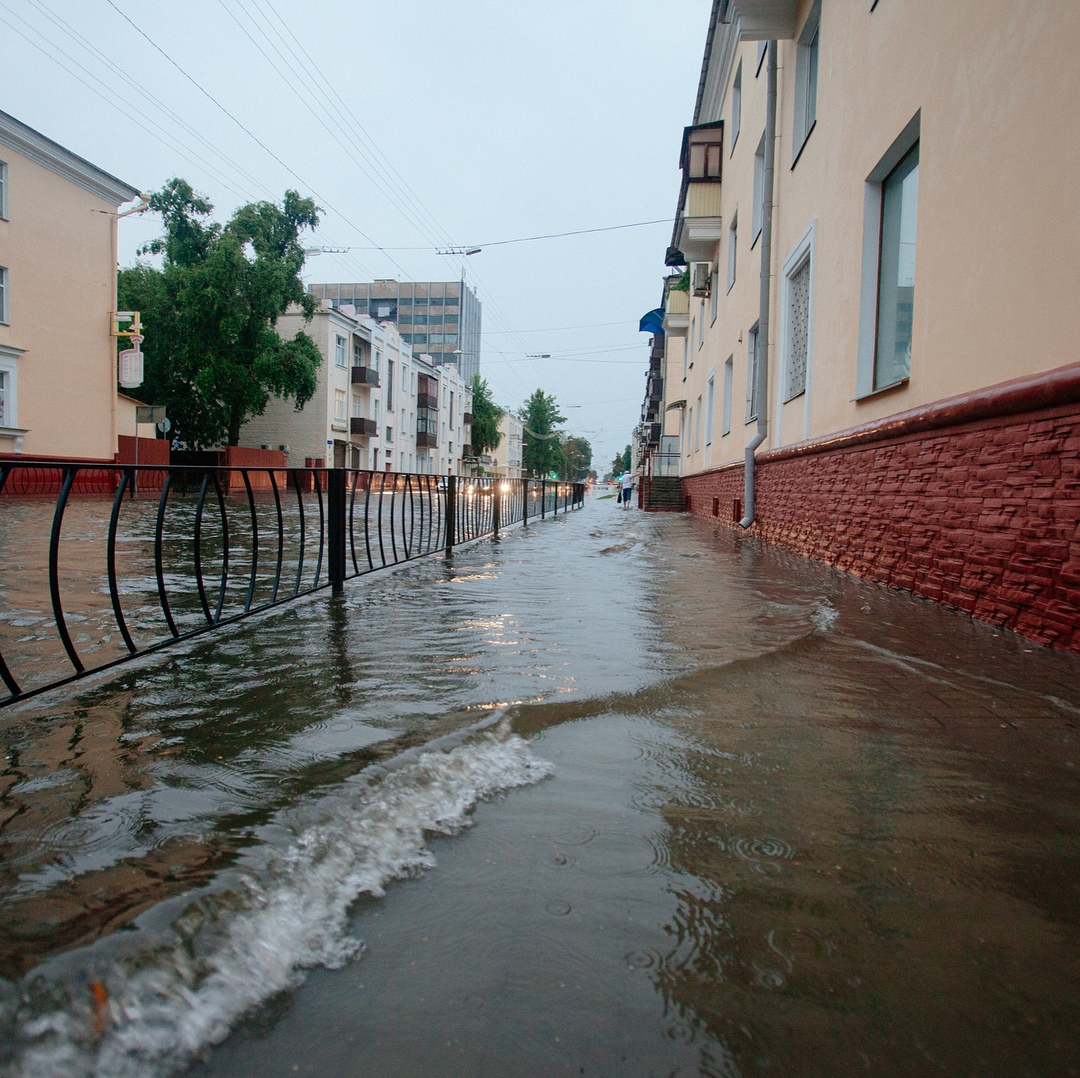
[692, 262, 712, 298]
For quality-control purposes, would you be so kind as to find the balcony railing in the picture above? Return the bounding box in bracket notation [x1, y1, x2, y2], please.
[0, 461, 586, 708]
[416, 392, 438, 410]
[463, 411, 473, 425]
[416, 431, 438, 449]
[351, 365, 380, 387]
[350, 417, 378, 437]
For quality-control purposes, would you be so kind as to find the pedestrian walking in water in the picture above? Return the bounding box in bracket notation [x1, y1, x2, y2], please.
[620, 469, 634, 509]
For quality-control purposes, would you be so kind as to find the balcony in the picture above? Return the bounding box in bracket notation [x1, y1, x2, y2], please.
[416, 392, 438, 410]
[462, 443, 474, 458]
[416, 431, 438, 449]
[351, 365, 380, 388]
[463, 411, 473, 425]
[350, 417, 377, 437]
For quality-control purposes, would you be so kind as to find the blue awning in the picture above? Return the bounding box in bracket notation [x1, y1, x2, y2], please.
[638, 308, 664, 334]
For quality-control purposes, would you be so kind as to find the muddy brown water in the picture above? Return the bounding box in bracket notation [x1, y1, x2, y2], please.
[1, 494, 1079, 1077]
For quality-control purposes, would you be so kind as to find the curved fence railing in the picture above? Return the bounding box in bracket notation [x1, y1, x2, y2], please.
[0, 462, 584, 708]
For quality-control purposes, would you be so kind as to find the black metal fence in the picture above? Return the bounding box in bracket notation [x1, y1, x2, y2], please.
[0, 461, 584, 708]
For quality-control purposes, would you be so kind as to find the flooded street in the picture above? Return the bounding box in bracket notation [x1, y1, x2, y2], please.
[2, 493, 1080, 1076]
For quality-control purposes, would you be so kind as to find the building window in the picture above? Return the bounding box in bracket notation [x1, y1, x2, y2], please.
[756, 40, 767, 76]
[727, 211, 738, 293]
[874, 145, 919, 389]
[0, 267, 8, 324]
[782, 222, 815, 404]
[752, 132, 766, 244]
[694, 395, 703, 451]
[374, 349, 382, 372]
[722, 356, 733, 435]
[698, 303, 705, 348]
[335, 336, 347, 368]
[0, 161, 7, 219]
[386, 360, 394, 409]
[705, 372, 715, 445]
[334, 389, 347, 421]
[710, 260, 719, 324]
[386, 425, 393, 442]
[746, 323, 760, 422]
[731, 61, 742, 153]
[0, 370, 8, 426]
[689, 318, 695, 365]
[793, 0, 821, 163]
[686, 407, 693, 454]
[857, 112, 921, 398]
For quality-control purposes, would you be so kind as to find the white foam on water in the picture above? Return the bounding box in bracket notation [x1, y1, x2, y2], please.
[809, 600, 839, 633]
[1, 726, 553, 1078]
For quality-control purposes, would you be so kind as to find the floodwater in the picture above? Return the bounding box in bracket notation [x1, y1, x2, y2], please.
[2, 491, 1079, 1077]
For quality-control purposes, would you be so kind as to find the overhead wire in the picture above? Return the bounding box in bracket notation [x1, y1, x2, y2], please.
[102, 0, 399, 276]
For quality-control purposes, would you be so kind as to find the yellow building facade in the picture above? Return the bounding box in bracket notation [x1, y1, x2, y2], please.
[0, 110, 139, 460]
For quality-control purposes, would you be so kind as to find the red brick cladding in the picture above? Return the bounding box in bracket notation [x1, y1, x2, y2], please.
[681, 363, 1080, 654]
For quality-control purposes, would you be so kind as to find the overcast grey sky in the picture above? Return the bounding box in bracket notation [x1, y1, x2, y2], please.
[1, 0, 711, 468]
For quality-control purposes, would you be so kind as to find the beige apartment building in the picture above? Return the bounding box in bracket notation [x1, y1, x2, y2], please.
[0, 110, 140, 460]
[646, 0, 1080, 653]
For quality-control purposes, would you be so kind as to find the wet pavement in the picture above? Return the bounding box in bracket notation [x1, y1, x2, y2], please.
[1, 491, 1079, 1076]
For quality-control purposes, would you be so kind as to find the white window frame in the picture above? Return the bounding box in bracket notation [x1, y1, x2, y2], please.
[694, 395, 702, 452]
[722, 356, 733, 436]
[727, 210, 738, 293]
[856, 111, 921, 399]
[730, 60, 742, 153]
[0, 161, 8, 220]
[705, 370, 716, 446]
[779, 221, 816, 437]
[752, 132, 766, 245]
[0, 266, 8, 324]
[335, 335, 348, 368]
[792, 0, 821, 165]
[746, 322, 760, 423]
[0, 349, 20, 429]
[334, 388, 347, 421]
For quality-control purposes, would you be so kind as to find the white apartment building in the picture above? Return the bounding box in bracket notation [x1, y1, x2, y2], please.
[244, 301, 472, 475]
[488, 412, 523, 479]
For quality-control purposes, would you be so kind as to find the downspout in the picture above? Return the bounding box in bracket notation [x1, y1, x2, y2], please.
[739, 38, 777, 529]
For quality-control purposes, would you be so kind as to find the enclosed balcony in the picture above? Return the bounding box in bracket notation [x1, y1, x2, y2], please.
[351, 365, 380, 388]
[463, 411, 473, 425]
[672, 121, 725, 264]
[350, 417, 377, 437]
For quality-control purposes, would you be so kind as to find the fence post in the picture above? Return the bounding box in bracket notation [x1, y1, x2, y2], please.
[541, 479, 546, 519]
[522, 478, 529, 528]
[328, 467, 347, 595]
[492, 481, 501, 538]
[445, 474, 457, 556]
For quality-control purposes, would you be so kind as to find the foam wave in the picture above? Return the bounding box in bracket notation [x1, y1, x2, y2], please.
[0, 726, 553, 1078]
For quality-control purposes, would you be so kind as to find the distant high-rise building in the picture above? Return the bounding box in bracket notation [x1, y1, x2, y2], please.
[309, 279, 481, 382]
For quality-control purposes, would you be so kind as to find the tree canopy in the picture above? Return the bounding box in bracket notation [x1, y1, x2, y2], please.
[519, 389, 566, 478]
[117, 178, 323, 448]
[467, 374, 504, 456]
[561, 435, 593, 481]
[610, 444, 632, 476]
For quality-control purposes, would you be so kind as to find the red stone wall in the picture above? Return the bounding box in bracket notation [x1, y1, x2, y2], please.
[682, 401, 1080, 654]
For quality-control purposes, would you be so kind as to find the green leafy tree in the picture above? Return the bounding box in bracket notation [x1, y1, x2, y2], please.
[467, 374, 504, 455]
[610, 444, 632, 475]
[561, 435, 592, 481]
[519, 389, 566, 478]
[117, 178, 323, 448]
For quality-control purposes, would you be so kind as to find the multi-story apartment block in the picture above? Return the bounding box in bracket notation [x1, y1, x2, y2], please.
[644, 0, 1080, 653]
[244, 302, 472, 476]
[488, 412, 524, 479]
[308, 279, 481, 381]
[0, 110, 139, 459]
